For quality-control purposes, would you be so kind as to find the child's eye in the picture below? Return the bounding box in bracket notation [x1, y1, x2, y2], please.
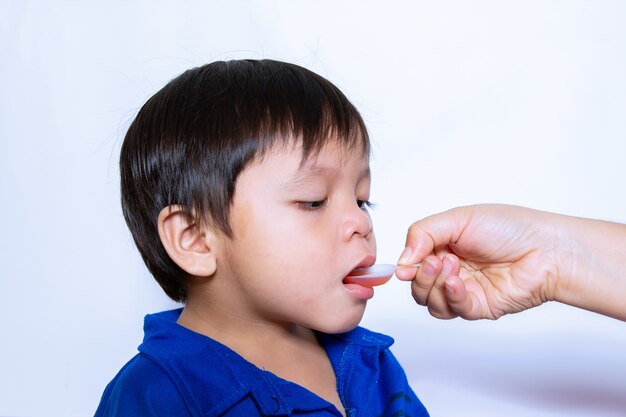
[357, 200, 374, 210]
[298, 199, 328, 211]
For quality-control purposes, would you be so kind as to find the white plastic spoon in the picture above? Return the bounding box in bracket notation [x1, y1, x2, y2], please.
[344, 263, 422, 287]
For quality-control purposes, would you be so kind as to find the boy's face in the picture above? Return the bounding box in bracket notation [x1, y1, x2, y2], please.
[215, 139, 376, 334]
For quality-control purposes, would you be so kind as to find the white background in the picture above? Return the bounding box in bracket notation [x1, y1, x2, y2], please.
[2, 1, 625, 416]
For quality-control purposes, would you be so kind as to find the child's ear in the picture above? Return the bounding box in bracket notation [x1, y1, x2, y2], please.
[157, 205, 218, 277]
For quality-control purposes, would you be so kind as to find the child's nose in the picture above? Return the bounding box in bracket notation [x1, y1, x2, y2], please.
[340, 201, 373, 241]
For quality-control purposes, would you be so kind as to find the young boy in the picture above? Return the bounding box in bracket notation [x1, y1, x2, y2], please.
[95, 59, 429, 417]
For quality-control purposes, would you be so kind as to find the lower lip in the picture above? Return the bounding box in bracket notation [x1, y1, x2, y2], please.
[343, 283, 374, 300]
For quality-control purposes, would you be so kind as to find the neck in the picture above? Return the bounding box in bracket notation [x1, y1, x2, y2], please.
[177, 290, 319, 361]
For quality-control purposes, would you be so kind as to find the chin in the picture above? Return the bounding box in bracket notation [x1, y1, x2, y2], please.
[316, 310, 365, 335]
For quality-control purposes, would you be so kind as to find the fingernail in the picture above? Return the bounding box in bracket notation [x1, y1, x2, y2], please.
[440, 255, 453, 275]
[397, 247, 413, 265]
[422, 258, 438, 277]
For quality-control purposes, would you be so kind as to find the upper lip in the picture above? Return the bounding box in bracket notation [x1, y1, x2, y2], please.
[343, 255, 377, 283]
[352, 254, 376, 271]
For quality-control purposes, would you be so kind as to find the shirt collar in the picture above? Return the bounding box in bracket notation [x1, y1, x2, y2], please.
[139, 309, 393, 416]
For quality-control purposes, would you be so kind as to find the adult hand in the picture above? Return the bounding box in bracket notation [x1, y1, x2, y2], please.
[395, 204, 626, 321]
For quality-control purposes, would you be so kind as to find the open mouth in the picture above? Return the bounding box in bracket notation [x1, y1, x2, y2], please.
[343, 264, 395, 287]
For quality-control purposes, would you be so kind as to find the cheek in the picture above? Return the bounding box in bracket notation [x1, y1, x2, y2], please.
[229, 199, 253, 239]
[260, 213, 326, 257]
[228, 203, 335, 283]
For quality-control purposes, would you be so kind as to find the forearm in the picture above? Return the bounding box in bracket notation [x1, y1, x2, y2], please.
[554, 214, 626, 321]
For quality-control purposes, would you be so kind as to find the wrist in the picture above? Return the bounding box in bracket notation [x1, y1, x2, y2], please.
[530, 211, 575, 305]
[549, 214, 582, 305]
[551, 214, 626, 320]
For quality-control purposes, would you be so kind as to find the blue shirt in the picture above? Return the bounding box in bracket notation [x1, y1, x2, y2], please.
[95, 309, 429, 417]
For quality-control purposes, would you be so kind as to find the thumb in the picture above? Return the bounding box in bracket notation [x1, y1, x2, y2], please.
[399, 207, 470, 265]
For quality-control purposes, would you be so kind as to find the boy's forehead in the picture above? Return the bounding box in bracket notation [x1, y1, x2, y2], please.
[249, 135, 370, 183]
[287, 135, 369, 165]
[285, 135, 367, 163]
[297, 150, 369, 172]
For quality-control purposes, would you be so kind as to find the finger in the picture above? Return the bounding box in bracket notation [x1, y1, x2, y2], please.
[407, 256, 442, 305]
[444, 276, 476, 319]
[424, 289, 458, 320]
[396, 252, 439, 281]
[395, 265, 419, 282]
[432, 253, 460, 291]
[423, 254, 461, 319]
[401, 208, 470, 265]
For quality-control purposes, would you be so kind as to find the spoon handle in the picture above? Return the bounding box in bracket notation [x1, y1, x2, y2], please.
[396, 262, 422, 268]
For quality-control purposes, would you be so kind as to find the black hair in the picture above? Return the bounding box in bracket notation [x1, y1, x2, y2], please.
[120, 59, 370, 302]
